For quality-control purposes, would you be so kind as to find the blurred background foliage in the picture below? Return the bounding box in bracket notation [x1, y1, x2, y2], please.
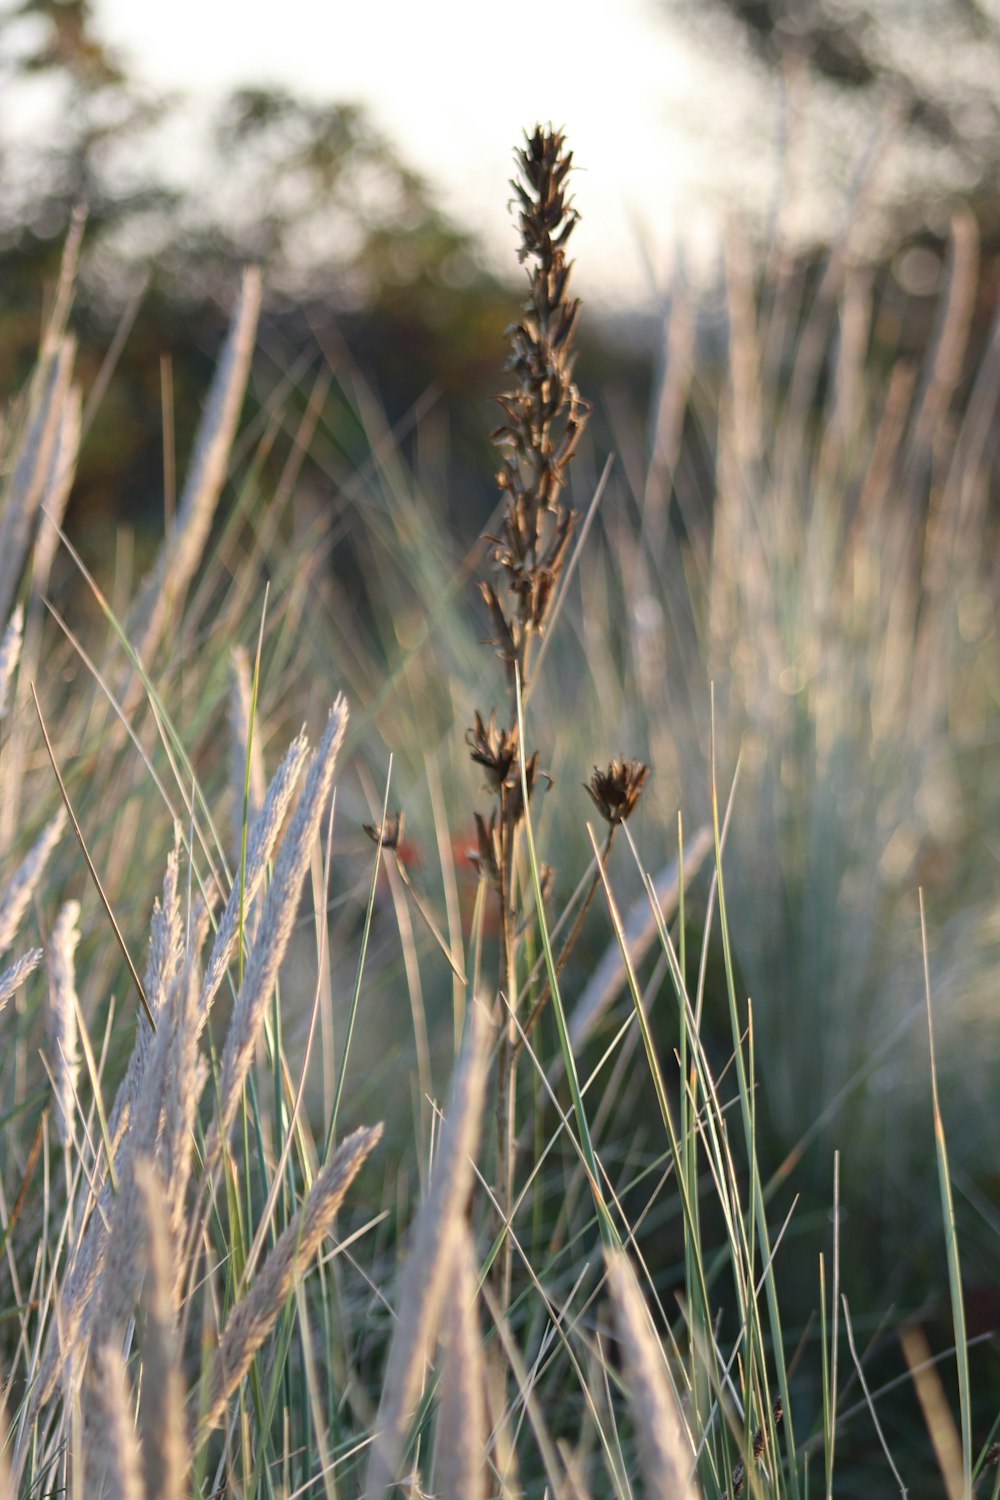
[1, 0, 998, 1475]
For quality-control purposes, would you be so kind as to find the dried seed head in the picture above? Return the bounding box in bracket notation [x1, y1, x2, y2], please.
[585, 758, 650, 826]
[479, 125, 590, 687]
[363, 811, 405, 852]
[466, 710, 519, 793]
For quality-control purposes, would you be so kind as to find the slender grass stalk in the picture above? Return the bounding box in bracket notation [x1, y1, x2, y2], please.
[919, 889, 972, 1500]
[468, 124, 591, 1315]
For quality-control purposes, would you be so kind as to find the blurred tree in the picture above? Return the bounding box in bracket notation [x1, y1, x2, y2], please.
[0, 1, 539, 566]
[662, 0, 1000, 241]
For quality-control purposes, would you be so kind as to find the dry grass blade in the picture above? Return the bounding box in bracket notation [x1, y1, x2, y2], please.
[127, 265, 263, 676]
[0, 806, 66, 958]
[0, 606, 23, 720]
[30, 686, 151, 1025]
[568, 825, 713, 1050]
[605, 1250, 701, 1500]
[365, 1003, 490, 1499]
[46, 899, 81, 1146]
[0, 948, 42, 1013]
[30, 384, 82, 600]
[202, 1121, 383, 1432]
[433, 1223, 487, 1500]
[900, 1325, 964, 1500]
[134, 1158, 188, 1500]
[0, 336, 75, 625]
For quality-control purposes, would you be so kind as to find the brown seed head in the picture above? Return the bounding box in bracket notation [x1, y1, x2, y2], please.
[363, 811, 405, 852]
[585, 758, 650, 826]
[466, 710, 519, 793]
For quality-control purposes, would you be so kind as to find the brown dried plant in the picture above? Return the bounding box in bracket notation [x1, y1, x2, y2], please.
[467, 125, 592, 1316]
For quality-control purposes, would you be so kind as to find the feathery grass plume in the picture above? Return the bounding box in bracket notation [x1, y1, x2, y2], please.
[105, 832, 184, 1153]
[0, 948, 42, 1013]
[89, 965, 182, 1354]
[198, 725, 309, 1021]
[229, 645, 266, 853]
[85, 1343, 143, 1500]
[159, 962, 209, 1272]
[204, 697, 347, 1169]
[604, 1250, 701, 1500]
[432, 1222, 487, 1500]
[0, 335, 75, 626]
[46, 899, 81, 1147]
[470, 123, 591, 1315]
[37, 951, 202, 1413]
[0, 808, 66, 958]
[201, 1121, 382, 1433]
[0, 606, 23, 722]
[134, 1159, 188, 1500]
[126, 266, 263, 684]
[365, 1003, 490, 1499]
[36, 837, 197, 1412]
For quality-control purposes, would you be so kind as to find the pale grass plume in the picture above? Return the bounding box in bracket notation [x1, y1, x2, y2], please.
[433, 1222, 488, 1500]
[89, 962, 197, 1357]
[106, 833, 183, 1153]
[159, 962, 209, 1269]
[0, 605, 23, 720]
[605, 1250, 701, 1500]
[198, 723, 309, 1021]
[86, 1342, 143, 1500]
[134, 1159, 188, 1500]
[204, 696, 347, 1170]
[0, 947, 42, 1013]
[202, 1120, 383, 1433]
[36, 846, 189, 1408]
[126, 266, 263, 679]
[365, 1002, 490, 1499]
[0, 807, 66, 958]
[91, 946, 209, 1358]
[229, 644, 266, 860]
[46, 898, 81, 1146]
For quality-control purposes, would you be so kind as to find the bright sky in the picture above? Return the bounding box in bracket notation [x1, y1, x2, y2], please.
[92, 0, 778, 312]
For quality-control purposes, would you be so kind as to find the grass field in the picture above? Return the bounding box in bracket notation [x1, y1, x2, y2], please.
[0, 127, 997, 1498]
